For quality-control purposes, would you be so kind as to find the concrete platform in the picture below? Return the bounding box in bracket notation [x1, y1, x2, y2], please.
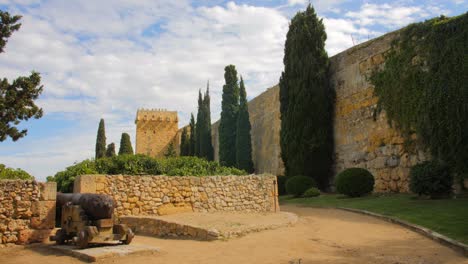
[49, 244, 159, 262]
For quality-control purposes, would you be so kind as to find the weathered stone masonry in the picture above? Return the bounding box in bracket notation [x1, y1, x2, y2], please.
[74, 174, 279, 217]
[0, 180, 56, 244]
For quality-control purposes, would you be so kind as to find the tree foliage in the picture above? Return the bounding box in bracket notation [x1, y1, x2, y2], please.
[0, 163, 33, 180]
[195, 90, 203, 156]
[106, 142, 116, 157]
[118, 132, 134, 155]
[164, 141, 176, 158]
[0, 11, 43, 142]
[189, 113, 196, 156]
[235, 77, 254, 173]
[370, 14, 468, 176]
[180, 127, 190, 156]
[279, 5, 334, 190]
[219, 65, 239, 167]
[95, 119, 106, 159]
[200, 83, 214, 160]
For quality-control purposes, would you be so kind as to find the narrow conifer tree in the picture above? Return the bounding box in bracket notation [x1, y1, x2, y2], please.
[106, 143, 116, 157]
[164, 142, 176, 157]
[195, 90, 203, 157]
[279, 4, 334, 190]
[189, 113, 196, 156]
[95, 118, 106, 159]
[236, 77, 254, 173]
[118, 133, 134, 155]
[219, 65, 239, 167]
[202, 82, 214, 160]
[180, 127, 189, 156]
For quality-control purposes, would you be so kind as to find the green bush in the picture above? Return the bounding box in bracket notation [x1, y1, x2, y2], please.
[335, 168, 374, 197]
[302, 187, 320, 198]
[277, 176, 288, 196]
[286, 176, 316, 197]
[48, 156, 247, 192]
[409, 160, 452, 198]
[0, 164, 34, 180]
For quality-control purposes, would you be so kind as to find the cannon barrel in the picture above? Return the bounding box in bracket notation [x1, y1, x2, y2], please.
[57, 193, 115, 220]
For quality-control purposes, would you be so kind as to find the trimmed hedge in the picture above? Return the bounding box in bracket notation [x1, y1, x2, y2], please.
[335, 168, 374, 197]
[286, 176, 316, 197]
[302, 187, 320, 197]
[409, 160, 452, 198]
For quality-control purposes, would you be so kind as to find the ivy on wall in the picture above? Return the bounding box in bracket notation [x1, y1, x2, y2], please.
[370, 13, 468, 175]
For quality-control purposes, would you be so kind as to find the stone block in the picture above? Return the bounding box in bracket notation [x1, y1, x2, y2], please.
[39, 182, 57, 201]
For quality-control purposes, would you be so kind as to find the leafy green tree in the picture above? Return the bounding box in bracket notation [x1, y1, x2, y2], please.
[95, 119, 106, 159]
[0, 164, 33, 180]
[106, 143, 116, 157]
[164, 142, 176, 158]
[279, 5, 334, 190]
[118, 133, 134, 155]
[180, 127, 190, 156]
[0, 11, 43, 142]
[236, 77, 254, 173]
[200, 82, 214, 160]
[219, 65, 239, 167]
[195, 90, 204, 157]
[189, 113, 196, 156]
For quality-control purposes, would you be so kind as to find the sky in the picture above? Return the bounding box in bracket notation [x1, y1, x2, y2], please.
[0, 0, 466, 181]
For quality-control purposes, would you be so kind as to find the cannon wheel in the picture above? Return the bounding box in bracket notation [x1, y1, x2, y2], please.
[55, 229, 67, 245]
[77, 230, 89, 249]
[123, 228, 134, 245]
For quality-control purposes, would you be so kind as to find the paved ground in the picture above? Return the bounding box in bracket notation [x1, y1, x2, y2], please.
[1, 205, 466, 264]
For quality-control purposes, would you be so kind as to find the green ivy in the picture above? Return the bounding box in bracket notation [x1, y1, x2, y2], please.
[370, 13, 468, 175]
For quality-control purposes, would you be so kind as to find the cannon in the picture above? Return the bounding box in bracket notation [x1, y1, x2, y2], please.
[50, 193, 134, 249]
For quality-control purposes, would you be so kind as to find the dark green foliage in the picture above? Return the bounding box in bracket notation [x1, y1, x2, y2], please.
[370, 14, 468, 176]
[0, 164, 33, 180]
[180, 127, 190, 156]
[410, 160, 453, 198]
[286, 175, 316, 197]
[49, 156, 247, 192]
[106, 143, 116, 157]
[164, 142, 176, 158]
[195, 90, 203, 156]
[118, 133, 133, 155]
[189, 113, 196, 156]
[277, 176, 288, 196]
[0, 11, 43, 142]
[235, 77, 254, 173]
[201, 84, 214, 160]
[335, 168, 374, 197]
[95, 119, 106, 159]
[219, 65, 239, 167]
[302, 187, 321, 198]
[279, 5, 334, 190]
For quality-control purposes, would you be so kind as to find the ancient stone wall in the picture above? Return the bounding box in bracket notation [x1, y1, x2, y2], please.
[0, 180, 56, 244]
[135, 109, 179, 157]
[74, 174, 279, 217]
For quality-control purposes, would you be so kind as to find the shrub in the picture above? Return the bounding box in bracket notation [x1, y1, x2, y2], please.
[302, 187, 320, 198]
[50, 160, 97, 192]
[0, 164, 34, 180]
[277, 176, 288, 196]
[409, 160, 452, 198]
[286, 176, 316, 197]
[335, 168, 374, 197]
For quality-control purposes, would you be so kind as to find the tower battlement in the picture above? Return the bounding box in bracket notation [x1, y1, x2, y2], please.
[135, 108, 178, 123]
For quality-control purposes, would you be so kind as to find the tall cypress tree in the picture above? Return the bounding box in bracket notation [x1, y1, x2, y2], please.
[201, 82, 214, 160]
[219, 65, 240, 167]
[236, 77, 254, 173]
[106, 143, 116, 157]
[279, 4, 334, 190]
[118, 133, 134, 155]
[189, 113, 196, 156]
[180, 127, 189, 156]
[195, 90, 203, 157]
[95, 118, 106, 159]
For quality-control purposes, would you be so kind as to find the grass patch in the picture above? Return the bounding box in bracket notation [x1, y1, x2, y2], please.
[281, 194, 468, 244]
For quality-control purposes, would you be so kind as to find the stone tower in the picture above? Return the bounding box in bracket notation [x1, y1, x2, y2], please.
[135, 108, 178, 157]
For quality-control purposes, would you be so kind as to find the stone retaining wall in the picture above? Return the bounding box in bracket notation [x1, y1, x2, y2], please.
[74, 174, 279, 217]
[0, 180, 56, 244]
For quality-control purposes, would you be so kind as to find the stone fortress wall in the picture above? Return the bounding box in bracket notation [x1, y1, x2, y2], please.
[135, 109, 179, 157]
[0, 180, 56, 244]
[74, 174, 279, 218]
[210, 30, 426, 192]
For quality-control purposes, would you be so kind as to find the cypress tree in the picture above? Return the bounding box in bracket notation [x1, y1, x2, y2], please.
[195, 90, 203, 157]
[219, 65, 240, 167]
[106, 143, 116, 157]
[95, 118, 106, 159]
[236, 77, 254, 173]
[189, 113, 196, 156]
[279, 4, 334, 190]
[164, 142, 176, 157]
[201, 82, 214, 160]
[118, 133, 134, 155]
[180, 127, 189, 156]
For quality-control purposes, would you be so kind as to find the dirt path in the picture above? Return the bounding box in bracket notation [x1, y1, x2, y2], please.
[1, 205, 466, 264]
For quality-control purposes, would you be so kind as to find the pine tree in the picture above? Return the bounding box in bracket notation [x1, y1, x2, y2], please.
[195, 90, 203, 157]
[180, 127, 189, 156]
[106, 143, 116, 157]
[189, 113, 196, 156]
[279, 4, 334, 190]
[95, 119, 106, 159]
[236, 77, 254, 173]
[202, 82, 214, 160]
[164, 142, 176, 158]
[118, 133, 134, 155]
[219, 65, 240, 167]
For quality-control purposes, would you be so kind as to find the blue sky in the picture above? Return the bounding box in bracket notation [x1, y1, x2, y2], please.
[0, 0, 466, 180]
